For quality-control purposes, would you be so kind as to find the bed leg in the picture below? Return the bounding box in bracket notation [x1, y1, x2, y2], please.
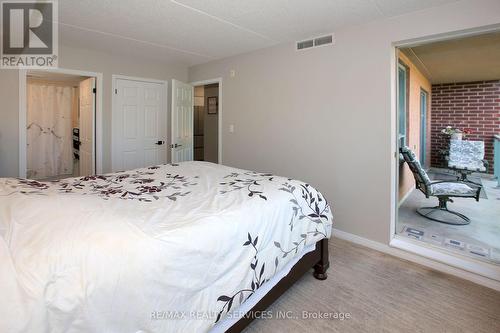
[313, 238, 329, 280]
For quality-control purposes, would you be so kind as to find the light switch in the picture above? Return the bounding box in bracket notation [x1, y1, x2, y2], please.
[229, 124, 235, 133]
[230, 70, 236, 78]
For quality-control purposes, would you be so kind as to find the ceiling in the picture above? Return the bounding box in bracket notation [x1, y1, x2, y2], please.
[58, 0, 459, 66]
[401, 32, 500, 84]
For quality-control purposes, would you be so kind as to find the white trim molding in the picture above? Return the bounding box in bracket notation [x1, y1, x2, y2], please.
[333, 228, 500, 292]
[190, 78, 223, 164]
[18, 69, 27, 178]
[19, 68, 104, 177]
[112, 74, 169, 85]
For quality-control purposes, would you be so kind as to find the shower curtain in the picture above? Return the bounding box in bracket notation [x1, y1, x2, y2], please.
[27, 83, 74, 179]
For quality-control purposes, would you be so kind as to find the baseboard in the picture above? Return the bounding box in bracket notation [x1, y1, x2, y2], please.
[332, 228, 500, 292]
[398, 188, 413, 206]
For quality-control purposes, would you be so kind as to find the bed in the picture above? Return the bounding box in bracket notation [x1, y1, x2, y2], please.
[0, 161, 333, 333]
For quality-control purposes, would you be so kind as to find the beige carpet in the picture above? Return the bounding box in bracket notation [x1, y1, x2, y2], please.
[243, 238, 500, 333]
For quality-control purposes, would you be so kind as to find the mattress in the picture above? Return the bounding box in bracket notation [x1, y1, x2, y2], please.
[0, 161, 333, 333]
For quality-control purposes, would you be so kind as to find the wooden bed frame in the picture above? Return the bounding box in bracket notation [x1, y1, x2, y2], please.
[226, 238, 330, 332]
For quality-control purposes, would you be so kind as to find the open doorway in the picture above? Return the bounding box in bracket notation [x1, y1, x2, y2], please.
[396, 31, 500, 266]
[170, 78, 222, 164]
[24, 70, 96, 180]
[193, 82, 220, 163]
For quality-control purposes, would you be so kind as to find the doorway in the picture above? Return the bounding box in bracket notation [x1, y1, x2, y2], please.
[170, 78, 222, 164]
[193, 83, 219, 163]
[23, 70, 96, 180]
[394, 30, 500, 280]
[19, 68, 103, 178]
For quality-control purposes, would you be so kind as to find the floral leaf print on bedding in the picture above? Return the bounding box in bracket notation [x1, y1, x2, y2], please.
[4, 165, 198, 202]
[279, 182, 330, 237]
[215, 179, 332, 323]
[17, 179, 50, 191]
[215, 233, 272, 323]
[219, 171, 275, 200]
[273, 233, 308, 258]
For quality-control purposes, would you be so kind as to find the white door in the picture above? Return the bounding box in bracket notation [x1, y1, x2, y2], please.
[113, 78, 167, 171]
[171, 79, 194, 163]
[79, 77, 95, 176]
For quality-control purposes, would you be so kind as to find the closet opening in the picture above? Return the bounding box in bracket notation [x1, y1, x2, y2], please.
[24, 70, 97, 180]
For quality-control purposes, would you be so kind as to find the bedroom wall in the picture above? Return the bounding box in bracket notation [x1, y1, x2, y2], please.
[189, 0, 500, 245]
[0, 45, 189, 177]
[0, 70, 19, 178]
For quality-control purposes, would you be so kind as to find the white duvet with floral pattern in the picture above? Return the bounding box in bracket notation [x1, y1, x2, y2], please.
[0, 161, 332, 333]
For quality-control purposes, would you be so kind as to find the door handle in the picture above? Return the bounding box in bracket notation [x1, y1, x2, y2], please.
[170, 143, 183, 148]
[156, 140, 165, 145]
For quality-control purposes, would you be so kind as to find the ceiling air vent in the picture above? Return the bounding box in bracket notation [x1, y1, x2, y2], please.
[297, 39, 314, 50]
[314, 35, 333, 46]
[296, 34, 334, 51]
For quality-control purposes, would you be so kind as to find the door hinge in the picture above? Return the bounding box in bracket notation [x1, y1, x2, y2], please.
[115, 89, 118, 94]
[92, 88, 96, 94]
